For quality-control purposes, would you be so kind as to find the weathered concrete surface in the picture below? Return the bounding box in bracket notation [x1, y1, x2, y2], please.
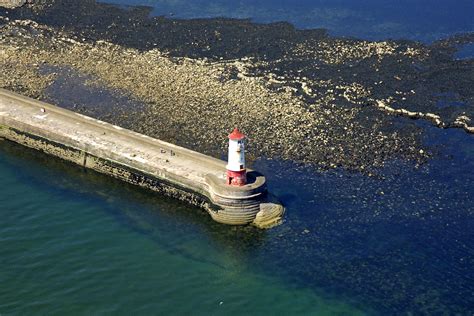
[0, 88, 284, 228]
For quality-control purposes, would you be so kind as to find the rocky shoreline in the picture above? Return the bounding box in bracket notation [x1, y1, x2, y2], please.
[1, 0, 473, 173]
[0, 0, 26, 9]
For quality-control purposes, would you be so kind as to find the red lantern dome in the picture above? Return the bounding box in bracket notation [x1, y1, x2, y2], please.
[228, 128, 245, 141]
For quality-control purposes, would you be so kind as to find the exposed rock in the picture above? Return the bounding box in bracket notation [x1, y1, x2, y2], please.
[0, 0, 26, 9]
[1, 1, 473, 173]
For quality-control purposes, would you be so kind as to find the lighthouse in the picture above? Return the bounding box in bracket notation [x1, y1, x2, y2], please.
[226, 128, 246, 186]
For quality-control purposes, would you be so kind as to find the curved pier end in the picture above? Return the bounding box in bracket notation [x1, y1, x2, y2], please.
[0, 88, 284, 228]
[205, 171, 284, 228]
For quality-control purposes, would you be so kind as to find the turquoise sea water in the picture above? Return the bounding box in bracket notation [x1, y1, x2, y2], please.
[0, 141, 369, 315]
[2, 0, 474, 314]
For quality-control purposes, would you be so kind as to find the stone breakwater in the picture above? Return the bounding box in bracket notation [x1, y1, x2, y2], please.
[0, 88, 284, 228]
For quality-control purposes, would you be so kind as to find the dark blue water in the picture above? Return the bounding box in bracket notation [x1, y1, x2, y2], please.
[100, 0, 474, 42]
[2, 1, 474, 314]
[456, 42, 474, 60]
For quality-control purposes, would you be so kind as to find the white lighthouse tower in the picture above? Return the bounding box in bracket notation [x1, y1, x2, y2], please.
[226, 128, 246, 186]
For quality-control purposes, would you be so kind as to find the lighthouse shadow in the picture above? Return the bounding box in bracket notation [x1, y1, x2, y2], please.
[246, 170, 264, 184]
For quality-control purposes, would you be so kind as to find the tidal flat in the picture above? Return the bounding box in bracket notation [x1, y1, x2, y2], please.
[1, 0, 473, 172]
[1, 0, 474, 314]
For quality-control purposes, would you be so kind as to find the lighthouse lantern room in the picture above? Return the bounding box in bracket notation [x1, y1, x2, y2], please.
[226, 128, 247, 186]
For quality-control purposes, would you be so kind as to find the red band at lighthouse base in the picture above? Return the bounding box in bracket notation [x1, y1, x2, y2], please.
[226, 169, 247, 186]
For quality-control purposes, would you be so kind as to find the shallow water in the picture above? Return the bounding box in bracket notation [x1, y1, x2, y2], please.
[1, 0, 474, 314]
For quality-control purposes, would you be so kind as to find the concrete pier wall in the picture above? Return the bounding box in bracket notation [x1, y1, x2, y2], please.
[0, 89, 283, 228]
